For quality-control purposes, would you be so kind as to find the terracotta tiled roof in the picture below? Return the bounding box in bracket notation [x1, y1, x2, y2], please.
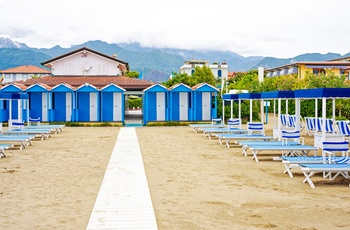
[192, 83, 203, 90]
[15, 76, 153, 90]
[1, 82, 29, 91]
[27, 82, 52, 91]
[0, 65, 51, 74]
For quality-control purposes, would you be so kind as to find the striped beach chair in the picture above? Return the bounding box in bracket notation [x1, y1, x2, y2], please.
[337, 120, 350, 137]
[305, 117, 316, 136]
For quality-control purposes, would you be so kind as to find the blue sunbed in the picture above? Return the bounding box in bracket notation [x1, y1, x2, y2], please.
[202, 128, 247, 139]
[249, 145, 318, 162]
[0, 143, 14, 158]
[238, 141, 301, 157]
[216, 133, 275, 148]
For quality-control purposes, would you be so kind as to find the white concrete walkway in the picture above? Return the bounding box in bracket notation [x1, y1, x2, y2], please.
[86, 127, 158, 230]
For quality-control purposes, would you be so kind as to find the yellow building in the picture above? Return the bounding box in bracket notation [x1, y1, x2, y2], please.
[264, 57, 350, 79]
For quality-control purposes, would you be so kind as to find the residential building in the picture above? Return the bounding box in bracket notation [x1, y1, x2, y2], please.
[264, 57, 350, 79]
[179, 60, 228, 80]
[0, 65, 51, 83]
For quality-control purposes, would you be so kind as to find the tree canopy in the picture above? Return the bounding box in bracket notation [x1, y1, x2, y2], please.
[162, 66, 217, 88]
[125, 71, 139, 78]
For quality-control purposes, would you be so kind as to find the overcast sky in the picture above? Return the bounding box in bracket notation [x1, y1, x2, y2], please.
[0, 0, 349, 58]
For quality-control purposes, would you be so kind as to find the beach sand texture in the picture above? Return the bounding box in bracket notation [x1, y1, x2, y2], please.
[1, 123, 350, 229]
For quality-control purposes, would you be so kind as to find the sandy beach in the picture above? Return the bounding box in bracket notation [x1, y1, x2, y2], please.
[1, 123, 350, 229]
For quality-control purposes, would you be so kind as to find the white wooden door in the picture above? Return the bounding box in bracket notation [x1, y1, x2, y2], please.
[66, 93, 72, 121]
[113, 92, 122, 121]
[179, 92, 188, 121]
[42, 93, 48, 121]
[202, 92, 211, 120]
[90, 92, 97, 121]
[156, 92, 165, 121]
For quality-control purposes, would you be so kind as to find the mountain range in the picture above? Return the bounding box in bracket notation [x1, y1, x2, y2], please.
[0, 37, 349, 82]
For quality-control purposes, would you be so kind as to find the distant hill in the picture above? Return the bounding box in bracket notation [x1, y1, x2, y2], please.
[0, 48, 51, 70]
[0, 37, 349, 82]
[254, 53, 343, 69]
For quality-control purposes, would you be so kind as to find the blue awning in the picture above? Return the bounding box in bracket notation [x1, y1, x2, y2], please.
[288, 67, 298, 74]
[295, 88, 350, 99]
[238, 93, 261, 99]
[261, 91, 295, 99]
[222, 93, 239, 100]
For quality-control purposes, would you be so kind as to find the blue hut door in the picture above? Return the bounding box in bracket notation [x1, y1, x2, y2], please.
[90, 92, 97, 121]
[202, 92, 211, 120]
[179, 92, 188, 121]
[42, 93, 48, 121]
[66, 93, 72, 121]
[156, 92, 165, 121]
[113, 92, 122, 121]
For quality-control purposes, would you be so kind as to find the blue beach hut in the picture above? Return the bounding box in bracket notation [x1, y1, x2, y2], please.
[100, 83, 125, 122]
[0, 93, 14, 122]
[26, 83, 51, 122]
[168, 83, 192, 121]
[192, 83, 219, 121]
[143, 83, 168, 125]
[75, 83, 100, 122]
[50, 83, 75, 122]
[0, 83, 27, 122]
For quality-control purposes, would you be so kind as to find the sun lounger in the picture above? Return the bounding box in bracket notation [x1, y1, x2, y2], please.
[280, 156, 349, 178]
[203, 128, 247, 139]
[300, 164, 350, 188]
[238, 140, 301, 157]
[0, 143, 14, 158]
[298, 141, 350, 188]
[12, 119, 65, 134]
[217, 133, 275, 148]
[24, 125, 63, 134]
[281, 141, 349, 178]
[3, 129, 51, 141]
[0, 135, 35, 150]
[189, 123, 226, 133]
[249, 145, 318, 162]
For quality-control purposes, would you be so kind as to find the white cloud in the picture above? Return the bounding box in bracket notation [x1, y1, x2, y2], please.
[0, 0, 349, 57]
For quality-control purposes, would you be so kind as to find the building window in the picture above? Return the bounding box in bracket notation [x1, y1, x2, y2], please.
[5, 74, 11, 78]
[97, 64, 108, 74]
[313, 68, 325, 75]
[218, 70, 222, 77]
[22, 74, 28, 79]
[64, 63, 75, 74]
[191, 69, 195, 75]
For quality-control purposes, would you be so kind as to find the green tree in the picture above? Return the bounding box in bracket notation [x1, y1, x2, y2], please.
[303, 70, 350, 88]
[125, 71, 139, 78]
[229, 70, 259, 92]
[162, 66, 216, 88]
[188, 66, 216, 87]
[163, 72, 191, 88]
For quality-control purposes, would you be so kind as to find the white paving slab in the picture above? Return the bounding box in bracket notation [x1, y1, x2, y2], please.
[87, 127, 158, 230]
